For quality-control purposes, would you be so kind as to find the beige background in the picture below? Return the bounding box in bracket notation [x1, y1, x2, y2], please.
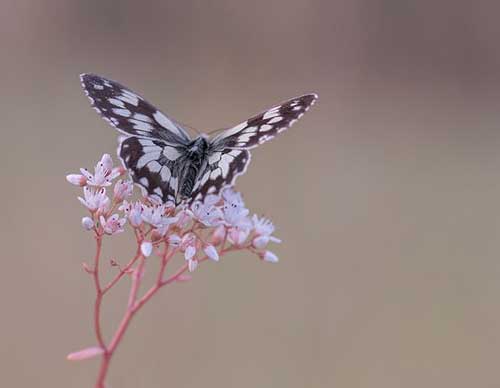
[2, 1, 500, 387]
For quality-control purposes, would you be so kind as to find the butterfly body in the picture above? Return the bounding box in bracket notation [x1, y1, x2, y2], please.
[177, 136, 210, 203]
[81, 74, 317, 204]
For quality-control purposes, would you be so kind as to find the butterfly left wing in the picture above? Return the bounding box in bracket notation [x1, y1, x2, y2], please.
[190, 93, 318, 201]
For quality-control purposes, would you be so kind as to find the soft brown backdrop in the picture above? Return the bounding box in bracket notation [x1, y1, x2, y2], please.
[2, 1, 500, 387]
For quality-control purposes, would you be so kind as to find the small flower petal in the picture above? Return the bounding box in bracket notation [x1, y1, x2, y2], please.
[67, 346, 104, 361]
[141, 241, 153, 257]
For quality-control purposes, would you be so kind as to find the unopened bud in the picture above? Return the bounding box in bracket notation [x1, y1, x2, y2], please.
[140, 241, 153, 257]
[81, 217, 94, 231]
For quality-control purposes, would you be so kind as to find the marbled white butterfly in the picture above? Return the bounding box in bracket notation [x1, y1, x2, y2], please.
[80, 74, 317, 205]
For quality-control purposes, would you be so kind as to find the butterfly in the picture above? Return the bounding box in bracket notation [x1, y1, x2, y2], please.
[80, 74, 317, 205]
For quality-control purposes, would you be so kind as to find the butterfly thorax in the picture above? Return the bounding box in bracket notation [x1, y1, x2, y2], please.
[176, 136, 210, 203]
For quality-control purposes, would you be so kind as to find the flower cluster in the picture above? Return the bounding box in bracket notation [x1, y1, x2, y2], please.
[66, 153, 283, 386]
[66, 154, 281, 268]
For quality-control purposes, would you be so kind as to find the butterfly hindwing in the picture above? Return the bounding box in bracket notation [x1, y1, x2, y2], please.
[191, 149, 251, 202]
[80, 74, 191, 145]
[119, 136, 185, 203]
[210, 93, 318, 150]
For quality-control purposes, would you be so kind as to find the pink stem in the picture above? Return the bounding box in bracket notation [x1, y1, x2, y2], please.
[93, 240, 246, 387]
[92, 235, 105, 350]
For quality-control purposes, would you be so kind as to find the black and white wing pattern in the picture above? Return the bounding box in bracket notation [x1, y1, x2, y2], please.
[80, 73, 191, 145]
[190, 94, 318, 201]
[210, 93, 318, 150]
[81, 74, 191, 202]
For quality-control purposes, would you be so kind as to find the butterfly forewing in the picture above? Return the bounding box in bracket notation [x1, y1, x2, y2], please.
[80, 74, 191, 145]
[210, 93, 318, 150]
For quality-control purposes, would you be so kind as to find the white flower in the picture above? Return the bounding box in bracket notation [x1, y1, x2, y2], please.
[119, 201, 143, 227]
[204, 245, 219, 262]
[113, 180, 133, 201]
[261, 250, 279, 263]
[251, 215, 281, 248]
[78, 187, 110, 213]
[222, 188, 245, 209]
[224, 205, 251, 228]
[141, 204, 178, 236]
[189, 194, 223, 226]
[227, 227, 250, 246]
[80, 154, 122, 187]
[99, 214, 126, 235]
[140, 241, 153, 257]
[81, 217, 94, 231]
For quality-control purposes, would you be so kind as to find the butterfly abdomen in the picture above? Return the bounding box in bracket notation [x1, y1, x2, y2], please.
[177, 137, 210, 203]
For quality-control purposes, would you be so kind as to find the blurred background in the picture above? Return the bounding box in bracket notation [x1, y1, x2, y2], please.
[2, 0, 500, 387]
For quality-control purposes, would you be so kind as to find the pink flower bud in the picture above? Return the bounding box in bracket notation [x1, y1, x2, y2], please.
[81, 217, 94, 231]
[188, 259, 198, 272]
[66, 174, 87, 186]
[210, 224, 226, 245]
[184, 245, 196, 261]
[67, 346, 104, 361]
[141, 241, 153, 257]
[261, 250, 279, 263]
[204, 245, 219, 262]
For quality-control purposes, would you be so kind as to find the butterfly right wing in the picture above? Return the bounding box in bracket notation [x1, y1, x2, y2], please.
[190, 94, 318, 201]
[80, 73, 191, 145]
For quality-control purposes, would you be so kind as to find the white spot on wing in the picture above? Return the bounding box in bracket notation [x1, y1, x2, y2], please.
[260, 124, 273, 132]
[147, 161, 162, 173]
[137, 152, 161, 168]
[263, 110, 279, 120]
[160, 166, 171, 181]
[163, 146, 182, 161]
[153, 111, 182, 136]
[112, 108, 131, 117]
[220, 122, 247, 138]
[133, 113, 152, 123]
[109, 98, 125, 108]
[129, 119, 153, 131]
[267, 116, 282, 124]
